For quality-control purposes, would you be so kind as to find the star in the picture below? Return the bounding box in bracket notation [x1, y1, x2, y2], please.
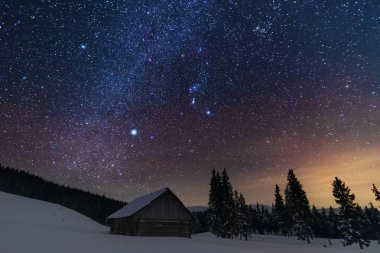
[130, 129, 138, 136]
[205, 110, 213, 117]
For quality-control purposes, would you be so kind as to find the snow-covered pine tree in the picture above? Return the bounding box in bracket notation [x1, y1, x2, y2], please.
[327, 207, 340, 239]
[234, 192, 251, 240]
[233, 191, 241, 238]
[250, 205, 259, 234]
[319, 207, 331, 238]
[255, 203, 265, 234]
[311, 205, 323, 237]
[364, 203, 380, 243]
[273, 184, 286, 235]
[332, 177, 370, 249]
[208, 168, 222, 237]
[289, 213, 314, 243]
[261, 205, 271, 234]
[356, 205, 371, 239]
[220, 168, 236, 238]
[284, 169, 313, 243]
[266, 204, 275, 234]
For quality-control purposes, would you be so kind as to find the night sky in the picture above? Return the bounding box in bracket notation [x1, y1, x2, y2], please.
[1, 1, 379, 207]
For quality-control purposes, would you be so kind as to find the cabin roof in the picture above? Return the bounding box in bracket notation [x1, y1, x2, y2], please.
[108, 188, 170, 219]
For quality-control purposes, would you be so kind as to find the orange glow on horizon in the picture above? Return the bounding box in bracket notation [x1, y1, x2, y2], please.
[233, 147, 380, 209]
[298, 148, 380, 208]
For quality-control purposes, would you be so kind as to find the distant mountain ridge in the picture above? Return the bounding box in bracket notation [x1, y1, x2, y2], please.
[188, 206, 208, 212]
[188, 205, 272, 213]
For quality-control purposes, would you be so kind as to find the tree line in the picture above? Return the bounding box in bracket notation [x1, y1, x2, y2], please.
[0, 164, 125, 224]
[205, 168, 380, 249]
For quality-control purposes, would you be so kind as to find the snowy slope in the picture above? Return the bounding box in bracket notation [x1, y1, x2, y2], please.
[0, 191, 378, 253]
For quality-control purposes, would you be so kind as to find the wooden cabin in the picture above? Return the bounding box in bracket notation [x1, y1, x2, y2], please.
[107, 188, 192, 238]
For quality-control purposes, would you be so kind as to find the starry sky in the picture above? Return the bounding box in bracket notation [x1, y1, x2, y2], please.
[1, 1, 379, 207]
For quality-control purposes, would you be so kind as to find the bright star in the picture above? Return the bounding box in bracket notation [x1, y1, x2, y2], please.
[80, 44, 87, 50]
[130, 128, 138, 136]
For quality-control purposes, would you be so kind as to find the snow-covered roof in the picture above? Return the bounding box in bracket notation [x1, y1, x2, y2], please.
[107, 188, 169, 219]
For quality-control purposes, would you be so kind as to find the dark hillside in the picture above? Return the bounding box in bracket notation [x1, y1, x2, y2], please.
[0, 164, 125, 224]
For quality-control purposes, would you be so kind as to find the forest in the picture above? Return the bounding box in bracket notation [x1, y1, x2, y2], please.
[0, 164, 125, 224]
[193, 169, 380, 249]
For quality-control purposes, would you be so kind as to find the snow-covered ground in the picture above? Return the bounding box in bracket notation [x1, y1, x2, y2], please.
[0, 191, 378, 253]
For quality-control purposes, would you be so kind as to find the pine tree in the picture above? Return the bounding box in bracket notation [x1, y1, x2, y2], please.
[255, 203, 265, 234]
[261, 204, 270, 234]
[327, 207, 340, 239]
[233, 191, 241, 238]
[269, 207, 276, 234]
[220, 168, 236, 238]
[289, 213, 314, 243]
[356, 205, 371, 242]
[332, 177, 370, 249]
[373, 184, 380, 202]
[319, 207, 331, 238]
[234, 192, 251, 240]
[250, 205, 259, 234]
[311, 205, 323, 237]
[208, 168, 222, 236]
[284, 169, 313, 243]
[372, 184, 380, 243]
[364, 204, 380, 242]
[273, 184, 286, 235]
[192, 210, 210, 233]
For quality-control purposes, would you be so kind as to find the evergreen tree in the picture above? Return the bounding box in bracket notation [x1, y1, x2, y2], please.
[289, 213, 314, 243]
[250, 205, 259, 234]
[220, 169, 236, 238]
[208, 168, 222, 236]
[206, 169, 235, 238]
[372, 184, 380, 243]
[364, 204, 380, 241]
[284, 169, 313, 243]
[332, 177, 370, 249]
[234, 191, 251, 240]
[319, 207, 331, 238]
[192, 210, 210, 234]
[373, 184, 380, 202]
[356, 205, 371, 241]
[255, 203, 265, 234]
[263, 205, 271, 234]
[233, 191, 241, 238]
[327, 207, 340, 239]
[267, 204, 276, 234]
[273, 184, 286, 235]
[311, 205, 323, 237]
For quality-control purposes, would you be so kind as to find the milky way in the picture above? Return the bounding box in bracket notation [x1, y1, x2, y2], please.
[1, 1, 379, 206]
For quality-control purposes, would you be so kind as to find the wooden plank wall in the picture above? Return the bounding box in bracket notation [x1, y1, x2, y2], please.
[137, 219, 192, 237]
